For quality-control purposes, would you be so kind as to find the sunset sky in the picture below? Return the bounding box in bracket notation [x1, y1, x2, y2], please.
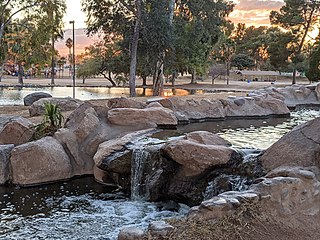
[57, 0, 285, 56]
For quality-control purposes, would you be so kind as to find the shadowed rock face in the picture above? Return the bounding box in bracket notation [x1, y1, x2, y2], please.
[260, 117, 320, 171]
[0, 144, 14, 184]
[23, 92, 52, 106]
[0, 116, 34, 145]
[188, 166, 320, 222]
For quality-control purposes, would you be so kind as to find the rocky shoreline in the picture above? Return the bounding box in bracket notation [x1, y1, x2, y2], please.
[1, 84, 320, 239]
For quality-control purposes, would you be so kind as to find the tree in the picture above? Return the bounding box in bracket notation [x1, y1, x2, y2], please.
[209, 63, 227, 84]
[306, 34, 320, 82]
[267, 27, 294, 72]
[77, 58, 99, 83]
[0, 0, 40, 42]
[232, 54, 255, 70]
[270, 0, 320, 84]
[129, 0, 141, 97]
[33, 0, 66, 85]
[82, 0, 234, 96]
[5, 18, 53, 84]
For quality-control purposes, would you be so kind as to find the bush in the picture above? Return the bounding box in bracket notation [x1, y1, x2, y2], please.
[33, 103, 64, 139]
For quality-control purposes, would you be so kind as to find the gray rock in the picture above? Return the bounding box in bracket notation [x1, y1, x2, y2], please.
[118, 227, 145, 240]
[260, 117, 320, 171]
[107, 107, 178, 128]
[147, 221, 174, 238]
[10, 137, 73, 186]
[23, 92, 52, 106]
[0, 116, 34, 145]
[0, 144, 14, 184]
[29, 97, 83, 116]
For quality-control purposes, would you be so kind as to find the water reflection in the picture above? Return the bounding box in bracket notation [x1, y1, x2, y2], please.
[0, 87, 195, 105]
[153, 109, 320, 150]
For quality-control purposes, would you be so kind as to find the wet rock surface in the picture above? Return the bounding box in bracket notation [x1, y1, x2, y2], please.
[0, 144, 14, 184]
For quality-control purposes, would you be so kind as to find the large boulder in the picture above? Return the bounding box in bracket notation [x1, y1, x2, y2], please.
[159, 95, 289, 123]
[252, 166, 320, 216]
[0, 144, 14, 184]
[106, 97, 146, 109]
[162, 131, 236, 176]
[55, 103, 104, 176]
[29, 97, 83, 116]
[93, 129, 157, 174]
[163, 140, 236, 177]
[107, 107, 178, 128]
[10, 136, 73, 186]
[158, 131, 243, 205]
[159, 97, 225, 122]
[250, 85, 320, 108]
[185, 131, 231, 146]
[0, 116, 34, 145]
[23, 92, 52, 106]
[188, 166, 320, 222]
[223, 96, 290, 117]
[260, 117, 320, 171]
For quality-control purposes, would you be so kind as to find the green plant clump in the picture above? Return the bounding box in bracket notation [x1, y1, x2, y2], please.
[33, 102, 64, 140]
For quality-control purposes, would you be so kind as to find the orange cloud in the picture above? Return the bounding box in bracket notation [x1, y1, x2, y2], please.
[229, 0, 285, 26]
[56, 29, 102, 56]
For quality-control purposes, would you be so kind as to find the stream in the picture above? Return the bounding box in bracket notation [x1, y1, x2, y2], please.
[0, 109, 319, 239]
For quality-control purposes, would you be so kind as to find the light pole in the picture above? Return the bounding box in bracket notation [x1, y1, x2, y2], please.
[69, 20, 75, 99]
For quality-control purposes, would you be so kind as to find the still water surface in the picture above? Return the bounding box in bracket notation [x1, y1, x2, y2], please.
[0, 87, 198, 105]
[0, 109, 319, 239]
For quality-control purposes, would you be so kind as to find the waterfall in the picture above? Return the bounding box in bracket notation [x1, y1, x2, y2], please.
[131, 148, 150, 200]
[203, 148, 263, 200]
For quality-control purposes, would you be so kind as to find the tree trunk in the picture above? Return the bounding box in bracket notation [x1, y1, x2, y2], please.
[153, 0, 174, 96]
[191, 69, 196, 84]
[171, 71, 176, 87]
[18, 62, 23, 85]
[142, 75, 147, 86]
[292, 67, 296, 85]
[0, 24, 4, 45]
[129, 0, 141, 97]
[226, 61, 230, 85]
[101, 71, 117, 87]
[51, 34, 55, 85]
[153, 55, 164, 96]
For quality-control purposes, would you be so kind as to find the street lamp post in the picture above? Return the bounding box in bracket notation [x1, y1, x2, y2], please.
[69, 20, 75, 99]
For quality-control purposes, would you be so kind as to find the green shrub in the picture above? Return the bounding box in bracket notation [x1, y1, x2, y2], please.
[33, 102, 64, 139]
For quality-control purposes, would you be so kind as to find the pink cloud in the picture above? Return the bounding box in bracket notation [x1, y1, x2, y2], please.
[229, 0, 285, 26]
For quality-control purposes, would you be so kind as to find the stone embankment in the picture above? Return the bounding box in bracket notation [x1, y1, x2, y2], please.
[0, 93, 289, 186]
[0, 84, 320, 239]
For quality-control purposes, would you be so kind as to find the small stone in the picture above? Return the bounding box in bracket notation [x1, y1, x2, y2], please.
[118, 227, 145, 240]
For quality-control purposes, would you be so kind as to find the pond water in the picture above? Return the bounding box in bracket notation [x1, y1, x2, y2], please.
[0, 87, 202, 105]
[1, 109, 319, 239]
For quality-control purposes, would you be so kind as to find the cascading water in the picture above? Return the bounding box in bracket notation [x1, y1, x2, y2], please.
[131, 148, 150, 200]
[203, 148, 263, 200]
